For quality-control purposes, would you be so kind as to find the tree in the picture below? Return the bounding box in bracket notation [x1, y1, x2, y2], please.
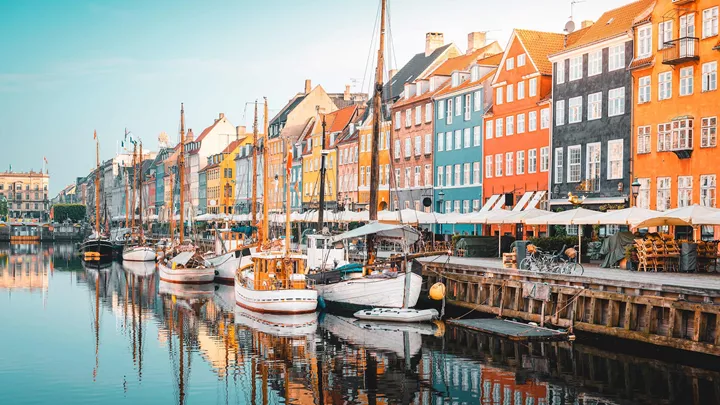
[0, 198, 7, 220]
[53, 204, 87, 223]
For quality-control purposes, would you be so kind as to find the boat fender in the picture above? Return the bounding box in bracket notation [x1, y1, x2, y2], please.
[215, 270, 219, 275]
[318, 296, 326, 310]
[429, 282, 446, 300]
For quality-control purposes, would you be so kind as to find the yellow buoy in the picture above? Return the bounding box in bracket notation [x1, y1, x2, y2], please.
[432, 320, 446, 337]
[429, 282, 446, 301]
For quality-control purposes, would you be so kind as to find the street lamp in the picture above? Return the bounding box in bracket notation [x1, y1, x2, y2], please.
[631, 179, 641, 207]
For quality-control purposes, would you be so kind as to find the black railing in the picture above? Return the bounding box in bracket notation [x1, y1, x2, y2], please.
[662, 37, 699, 65]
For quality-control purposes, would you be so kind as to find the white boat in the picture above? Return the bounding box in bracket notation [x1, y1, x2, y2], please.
[315, 272, 423, 309]
[353, 307, 439, 323]
[158, 251, 215, 285]
[159, 279, 215, 300]
[320, 314, 425, 358]
[234, 305, 317, 336]
[122, 245, 156, 262]
[204, 233, 256, 284]
[122, 260, 156, 277]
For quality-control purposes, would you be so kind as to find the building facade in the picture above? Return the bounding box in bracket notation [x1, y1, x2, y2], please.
[0, 170, 50, 221]
[356, 114, 390, 211]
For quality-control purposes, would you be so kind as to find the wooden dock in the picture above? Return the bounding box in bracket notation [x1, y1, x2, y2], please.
[447, 318, 569, 342]
[421, 256, 720, 356]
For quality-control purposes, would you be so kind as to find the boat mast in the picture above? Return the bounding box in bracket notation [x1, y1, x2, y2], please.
[125, 174, 130, 229]
[139, 141, 144, 242]
[251, 101, 258, 234]
[169, 174, 175, 241]
[261, 97, 269, 245]
[317, 110, 327, 231]
[285, 138, 291, 256]
[178, 103, 186, 244]
[95, 130, 100, 236]
[131, 142, 137, 236]
[367, 0, 386, 264]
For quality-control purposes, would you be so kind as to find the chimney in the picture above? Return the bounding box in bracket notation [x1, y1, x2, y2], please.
[467, 32, 487, 54]
[344, 84, 351, 101]
[218, 112, 225, 120]
[186, 129, 194, 142]
[388, 69, 398, 80]
[425, 32, 444, 57]
[236, 126, 246, 139]
[304, 79, 312, 94]
[581, 20, 594, 29]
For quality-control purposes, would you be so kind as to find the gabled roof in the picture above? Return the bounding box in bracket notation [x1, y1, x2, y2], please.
[476, 53, 503, 67]
[434, 68, 497, 99]
[270, 94, 306, 126]
[328, 105, 358, 133]
[392, 80, 450, 108]
[513, 29, 587, 75]
[382, 43, 455, 101]
[551, 0, 655, 56]
[221, 139, 244, 154]
[195, 119, 222, 143]
[431, 42, 502, 76]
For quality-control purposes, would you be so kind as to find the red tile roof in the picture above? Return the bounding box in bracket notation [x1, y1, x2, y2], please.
[195, 118, 222, 143]
[222, 139, 244, 154]
[328, 105, 358, 133]
[431, 42, 502, 76]
[515, 29, 587, 75]
[628, 56, 654, 70]
[434, 69, 497, 98]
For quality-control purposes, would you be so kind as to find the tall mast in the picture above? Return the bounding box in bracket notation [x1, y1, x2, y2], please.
[139, 141, 144, 241]
[125, 174, 130, 229]
[169, 174, 175, 241]
[261, 97, 269, 244]
[178, 103, 186, 244]
[285, 138, 291, 256]
[251, 101, 258, 231]
[317, 111, 327, 231]
[95, 130, 100, 236]
[367, 0, 386, 263]
[131, 143, 137, 234]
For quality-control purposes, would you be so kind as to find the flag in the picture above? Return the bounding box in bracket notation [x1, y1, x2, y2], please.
[93, 130, 97, 140]
[286, 151, 292, 177]
[43, 157, 48, 164]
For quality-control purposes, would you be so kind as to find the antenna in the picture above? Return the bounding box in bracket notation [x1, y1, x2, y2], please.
[565, 0, 585, 33]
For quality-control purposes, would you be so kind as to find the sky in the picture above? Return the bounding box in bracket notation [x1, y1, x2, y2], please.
[0, 0, 635, 195]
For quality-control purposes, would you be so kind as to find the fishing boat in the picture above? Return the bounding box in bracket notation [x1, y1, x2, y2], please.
[234, 99, 317, 315]
[234, 305, 317, 337]
[204, 227, 255, 284]
[122, 138, 156, 262]
[80, 130, 114, 262]
[157, 103, 216, 284]
[122, 259, 156, 278]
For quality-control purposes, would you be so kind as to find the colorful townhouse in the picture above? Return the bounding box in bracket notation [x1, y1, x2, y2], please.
[152, 147, 173, 218]
[432, 39, 503, 235]
[549, 1, 652, 219]
[203, 139, 244, 215]
[356, 114, 390, 211]
[335, 118, 360, 211]
[484, 29, 576, 237]
[631, 0, 719, 237]
[198, 168, 207, 215]
[233, 134, 263, 215]
[291, 119, 314, 212]
[266, 80, 337, 212]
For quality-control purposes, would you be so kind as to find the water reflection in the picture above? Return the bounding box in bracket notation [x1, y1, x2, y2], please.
[2, 243, 720, 404]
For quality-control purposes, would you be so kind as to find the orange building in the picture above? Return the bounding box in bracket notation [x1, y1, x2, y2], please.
[356, 114, 391, 211]
[631, 0, 719, 235]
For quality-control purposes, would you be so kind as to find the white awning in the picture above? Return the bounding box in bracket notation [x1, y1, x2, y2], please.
[525, 190, 546, 209]
[548, 196, 626, 206]
[330, 222, 421, 245]
[513, 191, 534, 211]
[481, 194, 500, 211]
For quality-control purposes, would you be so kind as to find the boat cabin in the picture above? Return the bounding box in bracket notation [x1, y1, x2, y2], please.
[249, 252, 310, 291]
[306, 234, 347, 271]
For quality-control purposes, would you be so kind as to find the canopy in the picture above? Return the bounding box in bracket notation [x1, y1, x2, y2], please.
[435, 212, 476, 224]
[195, 213, 217, 221]
[330, 222, 421, 245]
[573, 207, 661, 226]
[469, 210, 514, 224]
[498, 208, 553, 224]
[525, 208, 600, 225]
[377, 208, 438, 224]
[633, 204, 720, 227]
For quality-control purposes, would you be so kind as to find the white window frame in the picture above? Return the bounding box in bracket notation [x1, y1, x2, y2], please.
[704, 7, 719, 38]
[425, 103, 432, 123]
[414, 135, 421, 156]
[463, 163, 471, 185]
[424, 133, 432, 154]
[445, 165, 452, 186]
[659, 71, 672, 100]
[607, 139, 623, 180]
[540, 147, 549, 172]
[608, 87, 625, 116]
[680, 67, 694, 97]
[463, 128, 471, 148]
[437, 132, 444, 152]
[485, 120, 493, 139]
[473, 162, 480, 184]
[556, 60, 565, 84]
[474, 91, 482, 112]
[405, 109, 412, 127]
[555, 100, 565, 126]
[658, 20, 673, 49]
[637, 126, 651, 154]
[529, 111, 537, 132]
[567, 145, 581, 183]
[678, 176, 693, 208]
[529, 77, 537, 97]
[586, 142, 601, 191]
[464, 94, 472, 120]
[436, 166, 444, 187]
[506, 84, 514, 103]
[588, 50, 602, 76]
[485, 156, 493, 179]
[506, 57, 514, 71]
[569, 96, 582, 124]
[394, 111, 401, 129]
[506, 116, 514, 135]
[638, 24, 652, 59]
[404, 138, 411, 158]
[702, 61, 718, 92]
[505, 152, 514, 176]
[394, 139, 401, 159]
[495, 118, 503, 137]
[700, 174, 717, 207]
[569, 56, 583, 81]
[454, 164, 461, 185]
[517, 113, 525, 134]
[541, 108, 550, 129]
[517, 54, 526, 67]
[495, 154, 503, 177]
[517, 81, 525, 100]
[528, 149, 537, 174]
[455, 96, 462, 117]
[701, 117, 717, 148]
[454, 130, 462, 150]
[415, 105, 422, 125]
[437, 100, 444, 119]
[587, 92, 602, 120]
[496, 87, 503, 105]
[516, 150, 525, 175]
[473, 126, 481, 146]
[446, 99, 453, 124]
[657, 177, 671, 211]
[638, 76, 651, 104]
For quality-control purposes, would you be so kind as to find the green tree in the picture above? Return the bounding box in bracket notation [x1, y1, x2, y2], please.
[53, 204, 87, 223]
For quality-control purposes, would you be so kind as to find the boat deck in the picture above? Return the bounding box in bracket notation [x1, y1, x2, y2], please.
[447, 318, 569, 342]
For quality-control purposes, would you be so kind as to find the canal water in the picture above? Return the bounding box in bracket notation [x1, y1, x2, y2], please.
[2, 243, 720, 405]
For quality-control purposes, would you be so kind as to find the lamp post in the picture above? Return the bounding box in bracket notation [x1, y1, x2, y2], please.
[437, 190, 445, 234]
[631, 179, 641, 207]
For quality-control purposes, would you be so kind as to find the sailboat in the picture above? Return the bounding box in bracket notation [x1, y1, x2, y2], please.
[234, 98, 317, 315]
[123, 140, 156, 262]
[158, 103, 216, 284]
[80, 130, 115, 262]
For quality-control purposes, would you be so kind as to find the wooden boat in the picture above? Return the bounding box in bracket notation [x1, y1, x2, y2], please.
[121, 259, 156, 277]
[353, 308, 439, 323]
[121, 139, 156, 262]
[204, 228, 256, 283]
[234, 305, 317, 336]
[80, 130, 114, 263]
[122, 246, 156, 262]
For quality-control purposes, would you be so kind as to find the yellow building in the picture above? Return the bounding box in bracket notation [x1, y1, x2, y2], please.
[205, 139, 244, 215]
[0, 169, 50, 221]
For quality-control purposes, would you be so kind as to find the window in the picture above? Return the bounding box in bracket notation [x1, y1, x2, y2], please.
[473, 126, 481, 146]
[394, 111, 401, 129]
[555, 100, 565, 126]
[455, 96, 461, 116]
[680, 67, 694, 96]
[395, 169, 400, 187]
[394, 139, 400, 158]
[437, 166, 444, 186]
[569, 56, 582, 81]
[505, 152, 514, 176]
[425, 103, 432, 123]
[446, 165, 452, 185]
[585, 142, 601, 192]
[463, 128, 471, 148]
[485, 120, 493, 139]
[506, 84, 514, 103]
[415, 106, 422, 125]
[569, 96, 582, 123]
[474, 91, 482, 112]
[495, 119, 503, 137]
[556, 61, 565, 84]
[444, 200, 451, 213]
[671, 118, 694, 150]
[657, 177, 671, 211]
[473, 162, 480, 184]
[588, 50, 602, 76]
[703, 7, 719, 38]
[437, 100, 444, 119]
[637, 178, 650, 209]
[701, 175, 716, 207]
[473, 199, 480, 211]
[517, 54, 526, 67]
[414, 166, 421, 186]
[462, 200, 469, 213]
[463, 163, 470, 185]
[657, 122, 672, 151]
[454, 130, 462, 150]
[485, 156, 493, 178]
[637, 126, 651, 154]
[658, 20, 673, 49]
[702, 62, 717, 92]
[414, 135, 421, 156]
[454, 201, 461, 213]
[360, 166, 365, 187]
[506, 116, 514, 135]
[638, 76, 651, 104]
[638, 25, 652, 58]
[540, 147, 549, 172]
[517, 81, 525, 100]
[405, 138, 412, 157]
[528, 149, 537, 173]
[495, 87, 503, 105]
[517, 113, 525, 134]
[405, 167, 411, 188]
[446, 99, 453, 124]
[702, 117, 717, 148]
[587, 92, 602, 120]
[529, 78, 537, 97]
[436, 133, 444, 152]
[517, 150, 525, 175]
[454, 165, 461, 185]
[425, 133, 432, 154]
[678, 176, 693, 207]
[568, 146, 581, 183]
[506, 57, 514, 70]
[659, 71, 672, 100]
[405, 109, 412, 127]
[541, 108, 550, 129]
[529, 111, 537, 131]
[495, 154, 503, 177]
[446, 131, 453, 150]
[607, 139, 623, 180]
[608, 87, 625, 116]
[464, 94, 472, 120]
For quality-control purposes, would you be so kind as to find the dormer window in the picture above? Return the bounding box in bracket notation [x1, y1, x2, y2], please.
[451, 72, 460, 87]
[416, 82, 423, 97]
[470, 66, 480, 82]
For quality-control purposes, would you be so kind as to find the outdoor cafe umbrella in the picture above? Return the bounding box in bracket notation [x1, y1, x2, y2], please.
[526, 208, 601, 261]
[573, 207, 661, 226]
[633, 205, 720, 239]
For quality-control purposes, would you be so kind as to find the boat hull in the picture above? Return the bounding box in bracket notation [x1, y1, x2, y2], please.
[205, 251, 247, 284]
[315, 272, 422, 309]
[80, 239, 115, 262]
[234, 282, 317, 314]
[122, 260, 156, 277]
[122, 246, 157, 262]
[234, 305, 318, 336]
[158, 261, 215, 284]
[353, 308, 439, 323]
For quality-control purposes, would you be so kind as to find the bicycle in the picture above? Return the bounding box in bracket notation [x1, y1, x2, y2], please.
[519, 245, 565, 273]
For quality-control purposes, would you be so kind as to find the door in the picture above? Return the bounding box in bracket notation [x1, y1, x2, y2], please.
[680, 13, 695, 58]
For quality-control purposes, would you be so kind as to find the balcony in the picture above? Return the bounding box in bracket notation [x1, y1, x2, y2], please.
[662, 37, 699, 65]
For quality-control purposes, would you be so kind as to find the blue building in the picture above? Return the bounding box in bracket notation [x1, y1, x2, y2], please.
[152, 147, 172, 218]
[198, 169, 207, 215]
[433, 56, 500, 234]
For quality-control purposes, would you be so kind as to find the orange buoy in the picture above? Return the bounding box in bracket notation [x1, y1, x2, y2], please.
[429, 282, 446, 301]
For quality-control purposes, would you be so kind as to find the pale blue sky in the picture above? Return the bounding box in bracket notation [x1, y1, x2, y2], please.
[0, 0, 633, 194]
